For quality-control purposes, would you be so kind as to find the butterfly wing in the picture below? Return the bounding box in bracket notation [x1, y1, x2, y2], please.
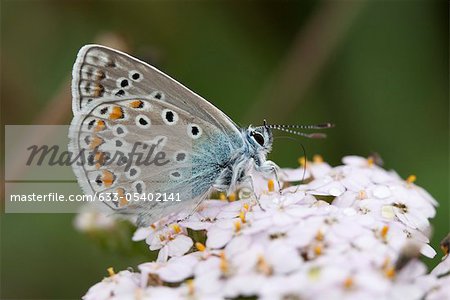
[72, 44, 241, 142]
[70, 45, 243, 225]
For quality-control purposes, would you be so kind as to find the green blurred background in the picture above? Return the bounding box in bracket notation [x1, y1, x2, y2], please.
[1, 0, 448, 299]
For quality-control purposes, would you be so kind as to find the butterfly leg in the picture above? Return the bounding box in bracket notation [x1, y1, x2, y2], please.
[239, 175, 266, 211]
[215, 160, 266, 211]
[273, 168, 282, 195]
[256, 160, 282, 194]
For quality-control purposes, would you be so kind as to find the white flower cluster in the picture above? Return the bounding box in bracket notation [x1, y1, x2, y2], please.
[74, 203, 117, 232]
[82, 156, 448, 300]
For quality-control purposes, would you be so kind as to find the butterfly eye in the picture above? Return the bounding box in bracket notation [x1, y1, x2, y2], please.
[252, 132, 265, 146]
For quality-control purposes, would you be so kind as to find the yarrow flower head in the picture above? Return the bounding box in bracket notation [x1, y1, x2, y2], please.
[81, 155, 446, 300]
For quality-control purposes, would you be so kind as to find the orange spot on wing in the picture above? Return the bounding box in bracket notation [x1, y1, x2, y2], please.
[116, 188, 128, 207]
[93, 84, 104, 97]
[89, 135, 104, 149]
[109, 106, 124, 120]
[130, 100, 144, 108]
[96, 71, 105, 81]
[94, 151, 105, 169]
[95, 120, 106, 132]
[102, 170, 115, 187]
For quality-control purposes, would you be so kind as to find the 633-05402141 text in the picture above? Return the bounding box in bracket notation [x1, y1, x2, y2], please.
[96, 192, 182, 203]
[8, 192, 182, 203]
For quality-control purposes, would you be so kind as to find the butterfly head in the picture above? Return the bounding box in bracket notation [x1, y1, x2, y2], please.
[247, 123, 273, 153]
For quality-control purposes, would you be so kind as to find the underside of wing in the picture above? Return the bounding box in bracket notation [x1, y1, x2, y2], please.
[72, 44, 242, 147]
[69, 97, 234, 225]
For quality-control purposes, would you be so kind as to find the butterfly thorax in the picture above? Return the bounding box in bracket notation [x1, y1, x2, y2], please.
[212, 126, 273, 195]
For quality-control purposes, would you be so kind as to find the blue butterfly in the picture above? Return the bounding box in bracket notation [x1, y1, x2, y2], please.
[69, 45, 332, 226]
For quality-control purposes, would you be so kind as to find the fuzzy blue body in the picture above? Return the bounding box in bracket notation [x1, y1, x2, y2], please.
[191, 125, 274, 199]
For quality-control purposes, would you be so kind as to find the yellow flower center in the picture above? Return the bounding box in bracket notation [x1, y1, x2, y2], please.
[234, 220, 241, 232]
[298, 156, 307, 167]
[314, 244, 323, 256]
[186, 279, 195, 295]
[268, 179, 275, 192]
[380, 225, 389, 240]
[315, 230, 324, 241]
[219, 252, 228, 273]
[257, 255, 272, 275]
[308, 266, 321, 281]
[406, 174, 417, 184]
[358, 190, 367, 200]
[313, 154, 323, 163]
[382, 257, 396, 279]
[239, 211, 246, 223]
[171, 223, 182, 234]
[385, 266, 396, 279]
[195, 242, 206, 252]
[343, 277, 354, 289]
[159, 234, 166, 242]
[228, 192, 236, 202]
[107, 267, 115, 277]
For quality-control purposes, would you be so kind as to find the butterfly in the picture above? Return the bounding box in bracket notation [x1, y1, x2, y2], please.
[69, 45, 333, 226]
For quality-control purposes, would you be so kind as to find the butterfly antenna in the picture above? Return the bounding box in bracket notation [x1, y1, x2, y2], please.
[271, 135, 308, 195]
[264, 120, 334, 139]
[268, 126, 327, 139]
[272, 123, 334, 130]
[271, 135, 308, 183]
